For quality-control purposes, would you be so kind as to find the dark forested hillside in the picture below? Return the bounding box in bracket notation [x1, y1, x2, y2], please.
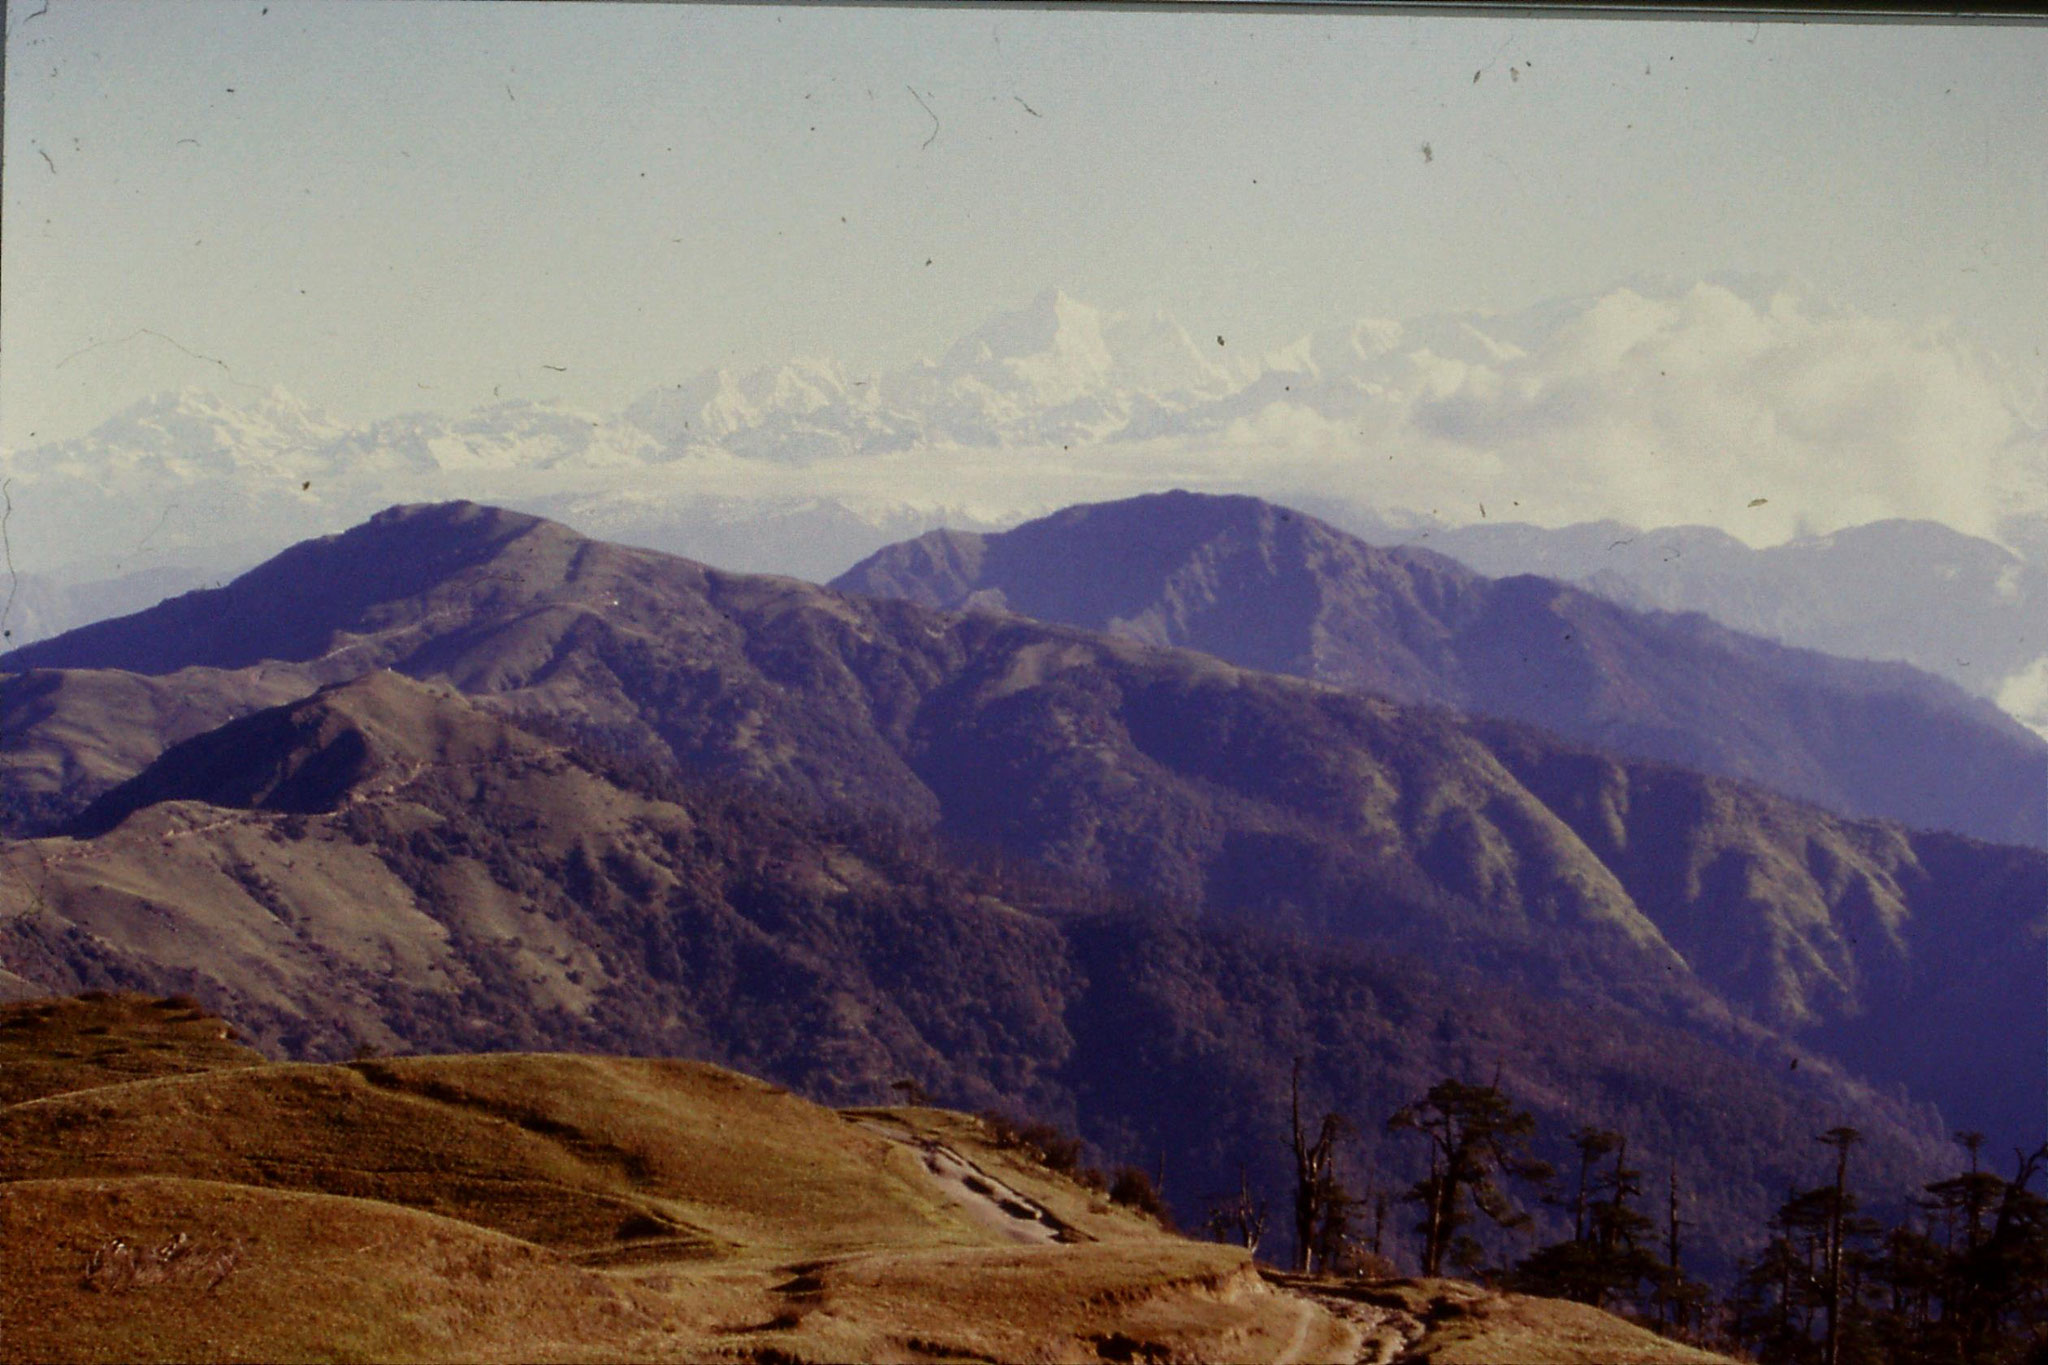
[4, 502, 2041, 1159]
[834, 491, 2048, 849]
[0, 672, 1951, 1282]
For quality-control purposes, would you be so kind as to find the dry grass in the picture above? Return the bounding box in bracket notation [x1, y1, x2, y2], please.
[1, 993, 1737, 1363]
[1272, 1276, 1736, 1365]
[0, 1176, 675, 1364]
[0, 1052, 995, 1258]
[0, 992, 265, 1106]
[0, 996, 1341, 1363]
[1404, 1286, 1735, 1364]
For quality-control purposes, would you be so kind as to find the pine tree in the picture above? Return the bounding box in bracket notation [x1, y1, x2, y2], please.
[1388, 1077, 1553, 1278]
[1513, 1129, 1672, 1318]
[1817, 1126, 1861, 1365]
[1874, 1137, 2048, 1365]
[1733, 1184, 1834, 1364]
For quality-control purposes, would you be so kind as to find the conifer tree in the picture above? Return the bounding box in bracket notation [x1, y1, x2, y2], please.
[1862, 1137, 2048, 1365]
[1817, 1126, 1861, 1365]
[1389, 1077, 1552, 1277]
[1513, 1128, 1672, 1316]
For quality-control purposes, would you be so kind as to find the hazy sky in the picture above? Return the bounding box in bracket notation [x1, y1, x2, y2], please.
[5, 2, 2044, 449]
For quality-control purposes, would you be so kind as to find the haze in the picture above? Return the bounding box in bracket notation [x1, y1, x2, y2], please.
[3, 1, 2045, 552]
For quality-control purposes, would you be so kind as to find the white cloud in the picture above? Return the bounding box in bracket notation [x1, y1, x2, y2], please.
[1996, 656, 2048, 740]
[6, 278, 2038, 578]
[1342, 282, 2030, 543]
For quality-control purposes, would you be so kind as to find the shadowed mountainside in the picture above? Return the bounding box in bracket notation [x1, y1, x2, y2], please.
[833, 491, 2048, 849]
[3, 502, 2042, 1157]
[0, 666, 312, 836]
[0, 679, 1960, 1285]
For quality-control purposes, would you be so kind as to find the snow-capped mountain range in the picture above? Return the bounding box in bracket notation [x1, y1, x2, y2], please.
[6, 277, 2047, 732]
[11, 279, 2040, 513]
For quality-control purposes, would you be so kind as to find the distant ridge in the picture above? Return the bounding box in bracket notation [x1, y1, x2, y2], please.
[835, 490, 2048, 848]
[1407, 513, 2048, 739]
[1, 503, 559, 677]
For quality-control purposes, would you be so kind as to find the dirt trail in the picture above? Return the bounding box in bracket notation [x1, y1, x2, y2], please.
[1270, 1293, 1325, 1364]
[1264, 1273, 1426, 1365]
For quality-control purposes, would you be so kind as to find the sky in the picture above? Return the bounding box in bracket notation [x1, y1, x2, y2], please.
[6, 1, 2046, 450]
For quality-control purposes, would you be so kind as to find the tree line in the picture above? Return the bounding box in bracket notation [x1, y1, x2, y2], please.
[1194, 1060, 2048, 1364]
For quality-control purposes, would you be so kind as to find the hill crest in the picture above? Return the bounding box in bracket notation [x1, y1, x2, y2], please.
[1, 990, 1738, 1363]
[5, 502, 2042, 1156]
[834, 490, 2048, 848]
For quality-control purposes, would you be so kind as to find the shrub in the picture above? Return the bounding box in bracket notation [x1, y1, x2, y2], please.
[1018, 1121, 1084, 1174]
[1109, 1166, 1174, 1228]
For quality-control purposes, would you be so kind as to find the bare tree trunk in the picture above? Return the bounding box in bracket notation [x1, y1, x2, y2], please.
[1291, 1057, 1314, 1274]
[1665, 1160, 1682, 1331]
[1424, 1151, 1452, 1277]
[1819, 1128, 1859, 1365]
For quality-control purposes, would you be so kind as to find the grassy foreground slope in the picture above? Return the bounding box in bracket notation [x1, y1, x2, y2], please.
[0, 993, 1730, 1364]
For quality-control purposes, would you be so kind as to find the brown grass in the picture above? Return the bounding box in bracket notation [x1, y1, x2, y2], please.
[1405, 1285, 1735, 1364]
[1, 993, 1736, 1363]
[0, 1176, 673, 1364]
[0, 992, 265, 1106]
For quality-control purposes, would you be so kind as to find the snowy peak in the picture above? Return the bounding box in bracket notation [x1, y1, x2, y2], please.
[12, 278, 2039, 556]
[335, 402, 659, 475]
[942, 288, 1105, 367]
[614, 289, 1272, 458]
[1100, 307, 1238, 398]
[625, 357, 866, 447]
[938, 288, 1115, 405]
[100, 385, 343, 452]
[8, 389, 663, 489]
[932, 290, 1242, 407]
[10, 385, 346, 485]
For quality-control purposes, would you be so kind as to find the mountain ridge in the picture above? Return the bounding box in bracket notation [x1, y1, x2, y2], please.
[0, 673, 1960, 1285]
[9, 276, 2035, 596]
[833, 490, 2048, 849]
[1400, 512, 2048, 738]
[5, 501, 2042, 1155]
